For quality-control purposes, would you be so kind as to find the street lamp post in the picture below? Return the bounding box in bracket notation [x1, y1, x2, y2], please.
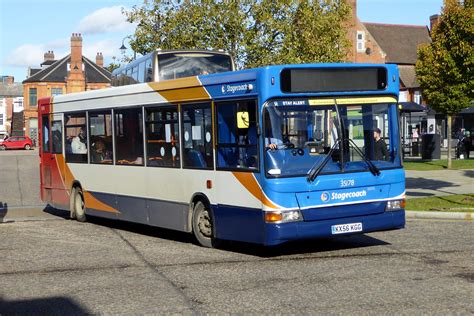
[119, 37, 136, 60]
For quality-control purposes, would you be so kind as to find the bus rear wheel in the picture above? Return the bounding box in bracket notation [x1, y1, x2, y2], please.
[72, 187, 87, 222]
[192, 201, 219, 248]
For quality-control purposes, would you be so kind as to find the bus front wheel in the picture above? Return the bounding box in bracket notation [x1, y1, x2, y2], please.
[192, 201, 219, 248]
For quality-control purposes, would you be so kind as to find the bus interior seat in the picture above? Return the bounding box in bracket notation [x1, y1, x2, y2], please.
[186, 149, 207, 168]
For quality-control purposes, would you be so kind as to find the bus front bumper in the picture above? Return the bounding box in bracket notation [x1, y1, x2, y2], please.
[263, 210, 405, 246]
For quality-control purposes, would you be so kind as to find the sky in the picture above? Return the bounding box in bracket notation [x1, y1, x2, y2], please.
[1, 0, 444, 83]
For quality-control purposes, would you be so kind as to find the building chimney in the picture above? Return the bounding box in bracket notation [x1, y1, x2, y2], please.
[43, 50, 55, 62]
[96, 52, 104, 67]
[430, 14, 440, 32]
[70, 33, 83, 74]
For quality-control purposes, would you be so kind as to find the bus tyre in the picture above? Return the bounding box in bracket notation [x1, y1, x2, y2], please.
[24, 144, 31, 150]
[73, 188, 87, 223]
[192, 201, 219, 248]
[69, 187, 77, 219]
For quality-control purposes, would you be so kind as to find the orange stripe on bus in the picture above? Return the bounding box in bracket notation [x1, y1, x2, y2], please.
[55, 154, 118, 213]
[232, 172, 280, 209]
[148, 77, 210, 103]
[148, 77, 202, 90]
[83, 191, 119, 213]
[55, 154, 74, 193]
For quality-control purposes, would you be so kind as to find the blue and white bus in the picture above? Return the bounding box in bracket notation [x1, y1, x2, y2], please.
[39, 63, 405, 247]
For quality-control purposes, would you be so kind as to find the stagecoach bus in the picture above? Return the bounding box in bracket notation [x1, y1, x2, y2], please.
[39, 63, 405, 247]
[111, 49, 235, 86]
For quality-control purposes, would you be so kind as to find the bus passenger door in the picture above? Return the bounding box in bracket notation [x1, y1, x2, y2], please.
[40, 114, 53, 203]
[50, 115, 68, 207]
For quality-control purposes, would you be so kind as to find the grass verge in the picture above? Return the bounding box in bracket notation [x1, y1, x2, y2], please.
[404, 159, 474, 170]
[406, 194, 474, 212]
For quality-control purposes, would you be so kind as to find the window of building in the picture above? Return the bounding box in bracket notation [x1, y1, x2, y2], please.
[414, 90, 422, 104]
[356, 31, 365, 53]
[216, 99, 258, 171]
[29, 88, 37, 107]
[51, 120, 63, 154]
[146, 106, 180, 168]
[399, 90, 408, 102]
[89, 111, 113, 164]
[115, 108, 144, 165]
[65, 113, 88, 163]
[42, 115, 50, 153]
[182, 103, 213, 169]
[0, 113, 3, 126]
[51, 88, 63, 96]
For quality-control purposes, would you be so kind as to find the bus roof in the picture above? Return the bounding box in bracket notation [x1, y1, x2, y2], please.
[52, 63, 399, 112]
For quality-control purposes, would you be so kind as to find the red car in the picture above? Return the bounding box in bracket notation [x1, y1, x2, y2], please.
[0, 136, 33, 150]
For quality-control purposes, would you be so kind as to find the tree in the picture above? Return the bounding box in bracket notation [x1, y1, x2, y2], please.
[124, 0, 351, 69]
[106, 56, 121, 73]
[416, 0, 473, 168]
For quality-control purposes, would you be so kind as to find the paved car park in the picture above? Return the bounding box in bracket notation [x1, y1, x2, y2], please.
[0, 215, 472, 314]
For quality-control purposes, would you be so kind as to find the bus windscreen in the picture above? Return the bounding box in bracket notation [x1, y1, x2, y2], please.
[280, 67, 387, 93]
[158, 53, 232, 80]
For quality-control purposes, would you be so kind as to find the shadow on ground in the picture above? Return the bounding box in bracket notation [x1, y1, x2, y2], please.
[0, 202, 8, 222]
[463, 170, 474, 178]
[0, 296, 90, 315]
[406, 177, 460, 197]
[45, 207, 391, 258]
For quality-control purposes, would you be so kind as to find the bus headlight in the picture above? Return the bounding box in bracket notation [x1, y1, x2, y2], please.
[386, 199, 406, 212]
[265, 210, 302, 223]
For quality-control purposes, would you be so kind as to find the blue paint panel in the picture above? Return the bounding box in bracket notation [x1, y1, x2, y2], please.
[264, 210, 405, 246]
[213, 204, 265, 244]
[301, 201, 386, 221]
[296, 185, 390, 209]
[212, 203, 404, 246]
[204, 81, 258, 99]
[85, 191, 189, 232]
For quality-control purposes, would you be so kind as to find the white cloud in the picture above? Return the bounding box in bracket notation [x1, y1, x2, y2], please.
[4, 36, 124, 69]
[82, 39, 122, 61]
[5, 39, 69, 68]
[77, 5, 135, 35]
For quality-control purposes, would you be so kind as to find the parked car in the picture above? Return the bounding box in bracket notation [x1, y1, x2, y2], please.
[0, 136, 33, 150]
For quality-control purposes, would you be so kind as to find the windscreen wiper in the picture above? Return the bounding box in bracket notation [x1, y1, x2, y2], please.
[347, 138, 380, 176]
[307, 138, 341, 183]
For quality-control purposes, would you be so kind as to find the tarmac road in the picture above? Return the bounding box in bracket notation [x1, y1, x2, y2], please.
[0, 216, 472, 314]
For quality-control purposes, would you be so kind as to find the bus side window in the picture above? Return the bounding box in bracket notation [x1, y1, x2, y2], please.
[42, 115, 50, 153]
[138, 61, 145, 83]
[145, 58, 153, 82]
[114, 108, 144, 166]
[181, 103, 213, 169]
[216, 100, 258, 171]
[89, 111, 113, 164]
[51, 120, 63, 154]
[65, 113, 88, 163]
[145, 107, 180, 168]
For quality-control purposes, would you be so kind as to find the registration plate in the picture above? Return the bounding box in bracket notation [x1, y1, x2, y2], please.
[331, 222, 363, 235]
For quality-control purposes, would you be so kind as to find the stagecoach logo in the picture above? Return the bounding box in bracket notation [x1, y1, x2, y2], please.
[321, 191, 330, 202]
[321, 190, 367, 202]
[221, 83, 251, 94]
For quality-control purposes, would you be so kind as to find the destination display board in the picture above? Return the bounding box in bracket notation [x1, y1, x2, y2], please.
[280, 67, 387, 93]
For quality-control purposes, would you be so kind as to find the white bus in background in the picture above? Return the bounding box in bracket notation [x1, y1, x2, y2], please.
[111, 49, 235, 86]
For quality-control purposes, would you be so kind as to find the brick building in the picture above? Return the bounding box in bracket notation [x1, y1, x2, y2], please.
[346, 0, 431, 105]
[0, 76, 23, 138]
[22, 33, 111, 144]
